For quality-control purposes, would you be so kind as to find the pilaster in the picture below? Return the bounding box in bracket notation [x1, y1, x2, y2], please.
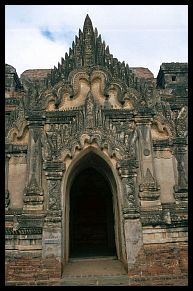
[23, 112, 45, 211]
[117, 159, 143, 267]
[42, 161, 65, 260]
[135, 112, 161, 208]
[173, 137, 188, 207]
[118, 159, 140, 219]
[5, 154, 11, 211]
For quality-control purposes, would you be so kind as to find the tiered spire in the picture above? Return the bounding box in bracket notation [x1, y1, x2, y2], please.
[83, 14, 94, 34]
[46, 14, 131, 87]
[82, 14, 95, 66]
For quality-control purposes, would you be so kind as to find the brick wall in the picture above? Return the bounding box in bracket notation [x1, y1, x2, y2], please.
[5, 255, 62, 284]
[127, 242, 188, 277]
[5, 242, 188, 285]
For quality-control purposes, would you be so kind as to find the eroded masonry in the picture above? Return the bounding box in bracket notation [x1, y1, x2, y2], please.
[5, 15, 188, 283]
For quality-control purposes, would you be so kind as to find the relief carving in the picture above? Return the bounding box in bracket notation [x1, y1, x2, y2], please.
[85, 90, 95, 128]
[151, 120, 170, 140]
[6, 103, 29, 144]
[5, 16, 188, 271]
[175, 151, 188, 190]
[176, 106, 188, 138]
[124, 178, 136, 209]
[69, 70, 90, 96]
[139, 168, 160, 201]
[24, 173, 43, 196]
[47, 179, 61, 210]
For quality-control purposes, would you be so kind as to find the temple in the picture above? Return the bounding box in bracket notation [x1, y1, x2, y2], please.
[5, 15, 188, 285]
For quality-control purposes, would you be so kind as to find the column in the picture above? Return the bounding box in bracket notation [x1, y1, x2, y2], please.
[23, 112, 45, 211]
[117, 159, 143, 267]
[174, 137, 188, 205]
[5, 154, 11, 210]
[118, 159, 140, 219]
[135, 114, 161, 208]
[42, 161, 65, 260]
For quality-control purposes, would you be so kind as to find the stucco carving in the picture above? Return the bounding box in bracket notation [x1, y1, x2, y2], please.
[5, 15, 188, 276]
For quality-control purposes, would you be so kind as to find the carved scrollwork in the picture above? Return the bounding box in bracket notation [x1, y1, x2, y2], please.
[90, 70, 108, 93]
[176, 106, 188, 138]
[121, 174, 140, 218]
[151, 114, 175, 140]
[6, 102, 29, 144]
[123, 87, 140, 109]
[42, 95, 139, 162]
[47, 179, 61, 210]
[69, 70, 90, 96]
[41, 131, 53, 161]
[151, 101, 176, 140]
[85, 91, 95, 128]
[5, 190, 10, 209]
[104, 78, 128, 105]
[124, 178, 136, 209]
[175, 149, 188, 190]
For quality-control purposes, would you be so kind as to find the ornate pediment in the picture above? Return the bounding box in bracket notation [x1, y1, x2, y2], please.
[41, 90, 137, 162]
[45, 14, 132, 87]
[21, 15, 157, 114]
[6, 15, 186, 151]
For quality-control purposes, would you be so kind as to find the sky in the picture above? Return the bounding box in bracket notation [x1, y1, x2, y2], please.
[5, 5, 188, 78]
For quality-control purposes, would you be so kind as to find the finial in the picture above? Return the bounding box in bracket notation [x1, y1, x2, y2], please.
[83, 14, 94, 35]
[94, 27, 98, 37]
[106, 45, 110, 54]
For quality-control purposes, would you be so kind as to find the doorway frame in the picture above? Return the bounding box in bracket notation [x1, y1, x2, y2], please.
[61, 146, 127, 268]
[69, 167, 116, 258]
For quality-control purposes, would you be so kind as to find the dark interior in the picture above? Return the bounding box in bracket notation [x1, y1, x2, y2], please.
[69, 167, 116, 258]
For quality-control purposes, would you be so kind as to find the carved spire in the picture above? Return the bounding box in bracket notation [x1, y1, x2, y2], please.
[44, 15, 133, 88]
[83, 14, 94, 36]
[82, 14, 95, 66]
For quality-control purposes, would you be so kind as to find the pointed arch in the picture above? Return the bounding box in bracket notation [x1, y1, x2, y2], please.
[61, 146, 127, 267]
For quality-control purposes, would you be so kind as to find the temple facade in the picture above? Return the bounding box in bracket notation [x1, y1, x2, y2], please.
[5, 15, 188, 284]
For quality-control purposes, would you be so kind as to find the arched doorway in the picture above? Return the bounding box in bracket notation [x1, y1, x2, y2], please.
[63, 148, 126, 266]
[69, 167, 116, 258]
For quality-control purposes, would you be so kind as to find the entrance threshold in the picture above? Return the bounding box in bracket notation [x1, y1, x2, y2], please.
[63, 256, 127, 278]
[70, 256, 118, 262]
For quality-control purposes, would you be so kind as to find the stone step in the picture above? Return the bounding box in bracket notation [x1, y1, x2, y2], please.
[54, 274, 188, 286]
[62, 257, 127, 277]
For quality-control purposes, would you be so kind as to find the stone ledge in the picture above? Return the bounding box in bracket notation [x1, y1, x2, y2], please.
[5, 250, 42, 258]
[143, 237, 188, 244]
[143, 226, 188, 244]
[143, 226, 188, 233]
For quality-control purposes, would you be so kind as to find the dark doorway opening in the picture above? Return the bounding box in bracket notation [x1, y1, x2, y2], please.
[69, 167, 116, 258]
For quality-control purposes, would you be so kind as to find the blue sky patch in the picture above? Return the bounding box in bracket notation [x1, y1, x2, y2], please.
[41, 28, 55, 42]
[40, 26, 75, 45]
